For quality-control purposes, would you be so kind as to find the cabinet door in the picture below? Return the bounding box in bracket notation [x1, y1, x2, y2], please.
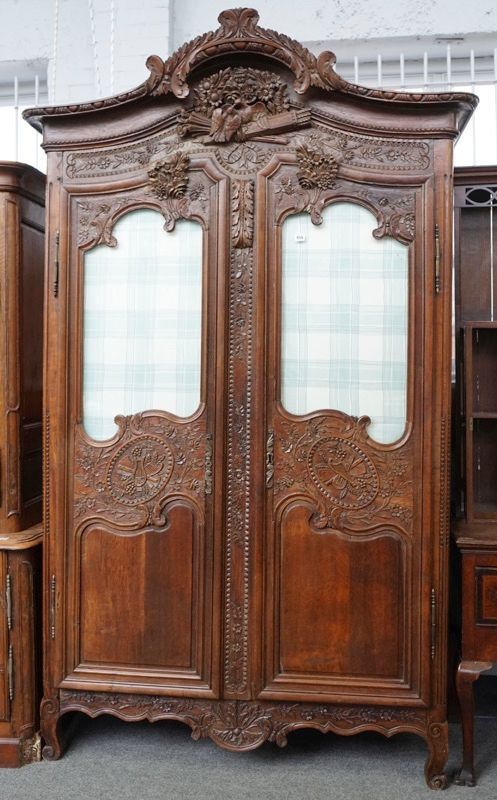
[261, 154, 436, 703]
[58, 155, 226, 696]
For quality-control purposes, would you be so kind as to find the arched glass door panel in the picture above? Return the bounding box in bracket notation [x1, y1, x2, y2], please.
[280, 202, 408, 444]
[82, 208, 203, 440]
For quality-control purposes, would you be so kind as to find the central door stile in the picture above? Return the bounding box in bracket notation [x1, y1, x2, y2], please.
[222, 177, 257, 699]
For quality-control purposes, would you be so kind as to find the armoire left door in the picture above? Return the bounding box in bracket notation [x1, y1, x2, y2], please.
[45, 155, 227, 704]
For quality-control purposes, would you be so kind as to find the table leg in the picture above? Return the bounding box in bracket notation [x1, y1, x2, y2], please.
[454, 659, 492, 787]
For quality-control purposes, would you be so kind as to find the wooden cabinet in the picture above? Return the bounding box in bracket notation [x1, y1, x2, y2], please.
[25, 8, 475, 787]
[0, 163, 44, 766]
[0, 529, 42, 767]
[453, 167, 497, 786]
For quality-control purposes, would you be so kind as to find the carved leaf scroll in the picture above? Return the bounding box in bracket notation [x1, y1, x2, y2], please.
[146, 8, 330, 99]
[76, 159, 208, 248]
[74, 414, 205, 529]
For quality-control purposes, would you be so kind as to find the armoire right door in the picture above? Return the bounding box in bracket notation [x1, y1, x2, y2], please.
[261, 154, 436, 706]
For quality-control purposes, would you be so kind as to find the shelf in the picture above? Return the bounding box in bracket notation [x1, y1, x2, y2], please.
[472, 412, 497, 419]
[468, 328, 497, 414]
[471, 418, 497, 521]
[474, 503, 497, 520]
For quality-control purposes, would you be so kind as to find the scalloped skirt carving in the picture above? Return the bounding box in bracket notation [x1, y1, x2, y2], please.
[38, 690, 449, 787]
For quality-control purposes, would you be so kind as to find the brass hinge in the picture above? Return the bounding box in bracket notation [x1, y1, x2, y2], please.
[266, 430, 274, 488]
[469, 417, 474, 432]
[7, 644, 13, 701]
[5, 573, 12, 630]
[431, 587, 437, 660]
[434, 224, 441, 294]
[204, 433, 213, 495]
[50, 575, 56, 639]
[53, 231, 60, 298]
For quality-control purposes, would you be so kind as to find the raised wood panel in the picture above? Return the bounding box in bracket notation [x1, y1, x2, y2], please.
[275, 504, 405, 680]
[476, 567, 497, 625]
[78, 505, 199, 672]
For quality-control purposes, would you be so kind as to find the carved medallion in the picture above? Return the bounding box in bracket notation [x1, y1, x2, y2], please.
[107, 435, 174, 506]
[74, 414, 206, 527]
[273, 415, 413, 534]
[308, 437, 379, 510]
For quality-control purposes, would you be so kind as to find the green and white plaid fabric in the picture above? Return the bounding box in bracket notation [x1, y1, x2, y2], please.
[83, 209, 202, 440]
[281, 203, 408, 444]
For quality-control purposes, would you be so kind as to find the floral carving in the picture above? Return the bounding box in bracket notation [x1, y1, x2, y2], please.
[65, 136, 172, 179]
[74, 414, 205, 528]
[57, 690, 426, 752]
[355, 188, 416, 243]
[24, 6, 476, 136]
[148, 151, 190, 199]
[177, 67, 311, 144]
[273, 414, 413, 534]
[296, 145, 338, 190]
[224, 244, 254, 692]
[77, 198, 131, 247]
[291, 129, 431, 172]
[275, 162, 416, 243]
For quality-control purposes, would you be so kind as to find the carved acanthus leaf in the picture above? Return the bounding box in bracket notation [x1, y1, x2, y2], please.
[232, 180, 254, 248]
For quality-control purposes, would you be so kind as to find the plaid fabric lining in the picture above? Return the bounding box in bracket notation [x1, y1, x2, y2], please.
[281, 203, 408, 444]
[83, 209, 202, 440]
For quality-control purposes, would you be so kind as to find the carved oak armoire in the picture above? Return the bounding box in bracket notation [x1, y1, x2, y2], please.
[0, 163, 44, 766]
[24, 9, 476, 787]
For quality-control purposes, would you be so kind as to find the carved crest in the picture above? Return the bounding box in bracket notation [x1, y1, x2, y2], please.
[146, 8, 334, 99]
